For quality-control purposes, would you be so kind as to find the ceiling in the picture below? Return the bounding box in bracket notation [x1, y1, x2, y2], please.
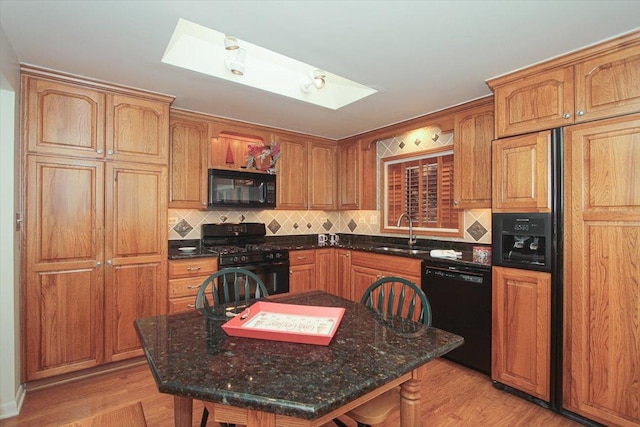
[1, 1, 639, 140]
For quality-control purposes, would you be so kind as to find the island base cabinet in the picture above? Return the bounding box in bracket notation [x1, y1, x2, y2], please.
[492, 266, 551, 402]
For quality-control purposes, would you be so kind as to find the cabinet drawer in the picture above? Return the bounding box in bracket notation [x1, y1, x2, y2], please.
[290, 249, 316, 265]
[168, 296, 198, 314]
[351, 251, 422, 275]
[169, 276, 209, 298]
[169, 258, 217, 278]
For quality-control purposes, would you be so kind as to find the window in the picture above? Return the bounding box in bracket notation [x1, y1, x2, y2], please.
[382, 148, 461, 236]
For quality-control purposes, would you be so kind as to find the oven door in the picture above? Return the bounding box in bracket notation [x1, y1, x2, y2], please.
[219, 260, 290, 301]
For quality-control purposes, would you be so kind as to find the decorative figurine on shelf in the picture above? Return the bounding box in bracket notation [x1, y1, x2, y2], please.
[246, 142, 280, 173]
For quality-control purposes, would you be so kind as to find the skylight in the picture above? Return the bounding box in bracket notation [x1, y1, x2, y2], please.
[162, 19, 377, 110]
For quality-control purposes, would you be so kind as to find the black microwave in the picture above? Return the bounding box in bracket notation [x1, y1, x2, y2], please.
[208, 168, 276, 209]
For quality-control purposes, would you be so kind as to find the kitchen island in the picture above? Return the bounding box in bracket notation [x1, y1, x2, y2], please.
[135, 290, 463, 427]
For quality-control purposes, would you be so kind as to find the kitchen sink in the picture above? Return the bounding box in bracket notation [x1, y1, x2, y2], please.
[375, 246, 431, 256]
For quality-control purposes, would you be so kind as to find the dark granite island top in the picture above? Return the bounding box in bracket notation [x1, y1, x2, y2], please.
[135, 290, 463, 427]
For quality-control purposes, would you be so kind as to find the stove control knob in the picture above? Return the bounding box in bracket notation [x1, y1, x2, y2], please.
[232, 256, 239, 263]
[241, 256, 248, 262]
[266, 253, 274, 260]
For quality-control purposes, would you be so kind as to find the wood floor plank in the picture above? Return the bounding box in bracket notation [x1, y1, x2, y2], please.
[0, 359, 580, 427]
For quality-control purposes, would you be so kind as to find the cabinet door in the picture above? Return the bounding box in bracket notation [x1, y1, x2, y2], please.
[335, 249, 352, 300]
[453, 101, 494, 208]
[492, 131, 551, 212]
[25, 156, 105, 380]
[210, 131, 266, 170]
[276, 136, 308, 209]
[494, 67, 574, 138]
[563, 114, 640, 426]
[169, 115, 209, 209]
[24, 76, 105, 158]
[309, 141, 337, 210]
[289, 264, 316, 293]
[351, 264, 381, 303]
[574, 44, 640, 124]
[106, 94, 169, 164]
[315, 248, 335, 294]
[492, 266, 551, 401]
[338, 140, 361, 210]
[104, 162, 168, 361]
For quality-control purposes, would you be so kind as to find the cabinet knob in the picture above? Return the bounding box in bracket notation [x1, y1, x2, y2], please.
[562, 113, 571, 119]
[106, 259, 112, 265]
[576, 109, 585, 116]
[96, 261, 102, 267]
[97, 149, 103, 154]
[108, 149, 114, 155]
[453, 200, 459, 206]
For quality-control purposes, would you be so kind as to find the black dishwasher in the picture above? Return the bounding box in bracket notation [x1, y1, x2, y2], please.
[422, 262, 492, 375]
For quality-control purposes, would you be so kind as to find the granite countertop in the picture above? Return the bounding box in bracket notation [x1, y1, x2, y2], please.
[168, 235, 492, 269]
[135, 290, 463, 420]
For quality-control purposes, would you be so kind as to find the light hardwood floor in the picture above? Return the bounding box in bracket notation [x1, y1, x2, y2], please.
[0, 359, 581, 427]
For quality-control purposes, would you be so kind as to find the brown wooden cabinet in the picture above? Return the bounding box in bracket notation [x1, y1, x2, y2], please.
[210, 123, 271, 170]
[335, 249, 352, 300]
[453, 98, 494, 208]
[168, 258, 218, 314]
[492, 130, 551, 213]
[289, 249, 316, 293]
[21, 69, 172, 380]
[489, 33, 640, 138]
[492, 266, 551, 401]
[169, 111, 209, 209]
[563, 114, 640, 426]
[315, 248, 336, 295]
[309, 141, 337, 210]
[349, 251, 422, 302]
[338, 138, 377, 210]
[276, 135, 337, 210]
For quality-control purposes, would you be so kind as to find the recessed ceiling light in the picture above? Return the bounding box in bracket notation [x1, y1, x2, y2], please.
[162, 19, 377, 110]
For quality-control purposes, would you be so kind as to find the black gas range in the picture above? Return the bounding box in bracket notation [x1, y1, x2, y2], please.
[201, 223, 289, 267]
[168, 223, 290, 296]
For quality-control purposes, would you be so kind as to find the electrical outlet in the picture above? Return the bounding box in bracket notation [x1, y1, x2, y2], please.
[370, 215, 378, 225]
[359, 217, 365, 224]
[320, 217, 327, 223]
[168, 217, 178, 225]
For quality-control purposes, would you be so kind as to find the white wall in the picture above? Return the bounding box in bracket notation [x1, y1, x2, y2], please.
[0, 22, 24, 419]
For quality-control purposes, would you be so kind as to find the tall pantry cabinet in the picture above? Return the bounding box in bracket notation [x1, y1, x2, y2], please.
[21, 67, 173, 380]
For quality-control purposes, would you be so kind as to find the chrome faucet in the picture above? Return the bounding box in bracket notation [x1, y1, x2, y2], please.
[396, 212, 417, 246]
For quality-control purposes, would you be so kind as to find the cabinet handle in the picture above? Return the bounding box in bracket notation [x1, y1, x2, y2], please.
[296, 256, 308, 260]
[187, 285, 199, 289]
[562, 112, 571, 119]
[186, 267, 201, 271]
[576, 109, 585, 116]
[187, 304, 195, 308]
[290, 270, 293, 274]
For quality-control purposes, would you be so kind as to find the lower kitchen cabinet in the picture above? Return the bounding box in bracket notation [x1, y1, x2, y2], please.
[168, 258, 218, 313]
[289, 249, 316, 292]
[492, 266, 551, 401]
[335, 249, 352, 299]
[315, 248, 336, 294]
[350, 251, 422, 302]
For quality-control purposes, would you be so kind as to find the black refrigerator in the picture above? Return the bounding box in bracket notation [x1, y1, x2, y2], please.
[491, 128, 565, 413]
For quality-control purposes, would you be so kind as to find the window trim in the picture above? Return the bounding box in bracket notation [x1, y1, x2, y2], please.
[380, 147, 463, 238]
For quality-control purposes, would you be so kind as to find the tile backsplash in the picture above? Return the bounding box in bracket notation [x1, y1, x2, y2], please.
[169, 125, 491, 244]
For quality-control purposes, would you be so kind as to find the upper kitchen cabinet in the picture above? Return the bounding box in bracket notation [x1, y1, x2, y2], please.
[275, 134, 336, 210]
[22, 66, 173, 163]
[488, 31, 640, 138]
[453, 97, 494, 208]
[492, 130, 551, 213]
[338, 138, 377, 210]
[169, 110, 209, 209]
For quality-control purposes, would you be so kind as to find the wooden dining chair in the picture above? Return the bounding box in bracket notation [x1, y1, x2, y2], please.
[195, 267, 269, 427]
[335, 276, 432, 427]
